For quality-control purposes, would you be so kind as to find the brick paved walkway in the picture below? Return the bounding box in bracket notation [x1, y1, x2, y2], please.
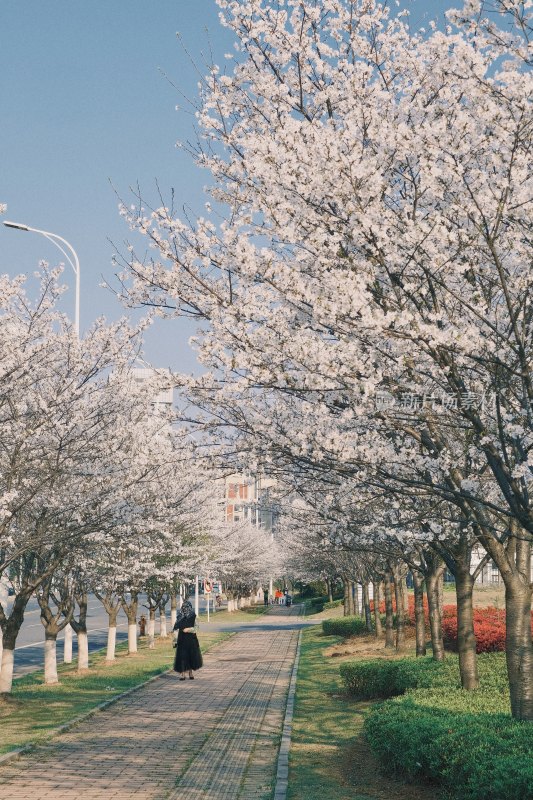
[0, 606, 301, 800]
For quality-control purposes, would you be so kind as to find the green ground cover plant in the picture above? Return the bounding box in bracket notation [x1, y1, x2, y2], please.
[322, 616, 368, 637]
[362, 654, 533, 800]
[323, 599, 343, 610]
[340, 652, 509, 699]
[288, 626, 435, 800]
[0, 630, 230, 755]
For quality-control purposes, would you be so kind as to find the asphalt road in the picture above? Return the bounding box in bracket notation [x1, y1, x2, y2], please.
[11, 595, 130, 680]
[9, 593, 218, 680]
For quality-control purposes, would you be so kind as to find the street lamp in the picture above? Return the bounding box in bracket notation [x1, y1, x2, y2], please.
[4, 220, 80, 663]
[3, 221, 80, 337]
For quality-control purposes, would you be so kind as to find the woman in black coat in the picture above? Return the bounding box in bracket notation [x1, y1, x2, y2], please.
[172, 600, 203, 680]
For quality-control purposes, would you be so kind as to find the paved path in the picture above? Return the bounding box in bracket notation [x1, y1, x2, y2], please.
[0, 605, 302, 800]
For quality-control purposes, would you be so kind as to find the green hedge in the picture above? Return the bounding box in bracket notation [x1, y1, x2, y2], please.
[362, 653, 533, 800]
[323, 599, 343, 610]
[340, 656, 449, 698]
[322, 616, 367, 637]
[341, 652, 509, 699]
[310, 595, 328, 607]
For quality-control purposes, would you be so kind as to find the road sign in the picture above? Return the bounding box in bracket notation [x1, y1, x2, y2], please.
[204, 579, 212, 594]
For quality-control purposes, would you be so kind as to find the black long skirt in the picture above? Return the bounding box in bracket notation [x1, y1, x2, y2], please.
[173, 631, 203, 672]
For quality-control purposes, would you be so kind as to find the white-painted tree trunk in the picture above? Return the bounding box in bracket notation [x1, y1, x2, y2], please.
[148, 615, 155, 649]
[128, 622, 137, 653]
[44, 638, 59, 684]
[77, 631, 89, 671]
[106, 624, 117, 661]
[63, 624, 73, 663]
[0, 648, 15, 694]
[159, 608, 168, 638]
[0, 629, 3, 668]
[170, 607, 177, 628]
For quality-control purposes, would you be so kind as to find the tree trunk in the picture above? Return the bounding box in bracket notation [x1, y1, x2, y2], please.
[105, 608, 119, 661]
[128, 623, 137, 653]
[343, 578, 350, 617]
[63, 624, 73, 663]
[353, 581, 360, 616]
[70, 592, 90, 672]
[350, 580, 357, 615]
[505, 580, 533, 720]
[455, 564, 479, 689]
[502, 535, 533, 720]
[37, 577, 74, 683]
[106, 623, 117, 662]
[148, 607, 156, 649]
[0, 591, 31, 694]
[159, 605, 168, 638]
[394, 568, 406, 651]
[0, 648, 15, 694]
[427, 562, 445, 661]
[77, 631, 89, 670]
[438, 571, 444, 618]
[326, 578, 333, 603]
[121, 593, 138, 654]
[403, 576, 410, 614]
[362, 582, 373, 632]
[373, 581, 383, 637]
[44, 633, 59, 684]
[412, 572, 427, 657]
[170, 593, 177, 628]
[384, 572, 395, 649]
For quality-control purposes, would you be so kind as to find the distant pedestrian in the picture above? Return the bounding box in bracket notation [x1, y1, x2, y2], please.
[264, 589, 269, 606]
[172, 600, 203, 680]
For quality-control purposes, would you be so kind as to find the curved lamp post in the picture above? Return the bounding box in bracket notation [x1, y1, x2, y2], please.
[3, 221, 80, 337]
[3, 220, 80, 663]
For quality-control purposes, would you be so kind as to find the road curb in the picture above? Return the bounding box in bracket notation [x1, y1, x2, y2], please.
[273, 604, 304, 800]
[0, 667, 170, 768]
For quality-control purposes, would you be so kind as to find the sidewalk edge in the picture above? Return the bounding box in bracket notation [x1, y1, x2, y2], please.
[0, 633, 233, 769]
[273, 605, 304, 800]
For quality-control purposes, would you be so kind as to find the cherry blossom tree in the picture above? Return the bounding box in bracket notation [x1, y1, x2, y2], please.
[0, 270, 168, 692]
[119, 0, 532, 718]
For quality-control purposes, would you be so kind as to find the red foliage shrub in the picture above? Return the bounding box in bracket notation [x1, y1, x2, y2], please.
[442, 605, 533, 653]
[371, 589, 533, 652]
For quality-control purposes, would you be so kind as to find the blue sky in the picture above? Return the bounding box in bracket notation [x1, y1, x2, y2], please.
[0, 0, 453, 371]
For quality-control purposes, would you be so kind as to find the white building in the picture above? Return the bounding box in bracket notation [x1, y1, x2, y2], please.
[224, 474, 278, 532]
[470, 544, 533, 584]
[131, 366, 174, 411]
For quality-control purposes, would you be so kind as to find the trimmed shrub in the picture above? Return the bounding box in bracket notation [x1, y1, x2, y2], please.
[323, 599, 343, 610]
[340, 656, 453, 699]
[371, 593, 533, 653]
[362, 653, 533, 800]
[322, 616, 367, 637]
[310, 595, 328, 607]
[442, 605, 533, 654]
[364, 691, 533, 800]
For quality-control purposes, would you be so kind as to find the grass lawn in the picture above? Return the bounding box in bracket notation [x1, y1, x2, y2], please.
[288, 625, 435, 800]
[0, 629, 231, 755]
